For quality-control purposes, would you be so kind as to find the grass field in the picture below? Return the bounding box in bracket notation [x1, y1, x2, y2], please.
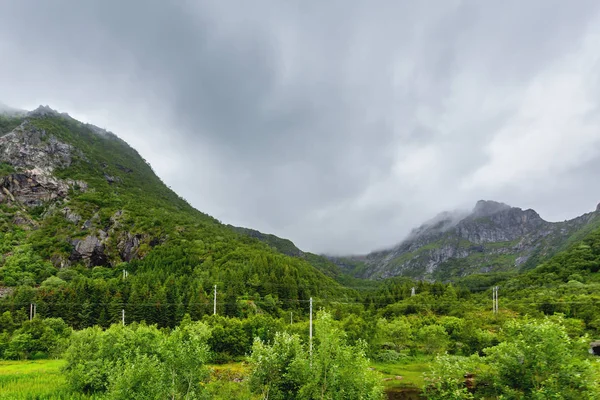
[0, 359, 92, 400]
[372, 360, 429, 389]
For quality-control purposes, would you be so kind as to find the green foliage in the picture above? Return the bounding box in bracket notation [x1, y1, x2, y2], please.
[416, 324, 449, 355]
[64, 320, 211, 398]
[204, 378, 253, 400]
[302, 311, 383, 399]
[0, 115, 23, 135]
[423, 355, 477, 400]
[425, 318, 600, 399]
[0, 161, 16, 176]
[40, 276, 67, 289]
[1, 112, 351, 330]
[3, 111, 600, 399]
[482, 318, 599, 399]
[1, 317, 71, 360]
[249, 332, 308, 399]
[204, 363, 252, 400]
[105, 353, 170, 400]
[0, 244, 57, 286]
[249, 311, 384, 400]
[374, 316, 413, 358]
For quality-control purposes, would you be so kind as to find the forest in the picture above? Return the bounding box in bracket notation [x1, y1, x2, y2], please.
[1, 233, 600, 398]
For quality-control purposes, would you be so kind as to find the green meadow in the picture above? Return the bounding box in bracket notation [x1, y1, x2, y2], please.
[0, 360, 91, 400]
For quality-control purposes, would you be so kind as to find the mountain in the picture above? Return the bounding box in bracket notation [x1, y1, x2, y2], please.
[227, 226, 305, 258]
[0, 106, 349, 327]
[329, 200, 600, 281]
[227, 225, 350, 281]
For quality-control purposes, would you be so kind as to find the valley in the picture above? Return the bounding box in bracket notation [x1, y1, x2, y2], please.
[0, 108, 599, 399]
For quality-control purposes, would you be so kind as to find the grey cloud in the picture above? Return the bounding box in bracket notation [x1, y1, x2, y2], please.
[1, 1, 600, 253]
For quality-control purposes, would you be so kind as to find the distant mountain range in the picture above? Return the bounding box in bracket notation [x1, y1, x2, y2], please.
[234, 200, 600, 282]
[326, 200, 600, 281]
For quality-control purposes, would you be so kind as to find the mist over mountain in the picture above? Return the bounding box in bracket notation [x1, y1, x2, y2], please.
[0, 102, 25, 116]
[328, 200, 600, 281]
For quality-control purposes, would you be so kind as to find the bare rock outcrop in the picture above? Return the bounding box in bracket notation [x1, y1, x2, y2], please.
[70, 235, 109, 267]
[62, 207, 81, 224]
[0, 122, 87, 207]
[0, 121, 76, 171]
[118, 232, 144, 262]
[12, 211, 36, 229]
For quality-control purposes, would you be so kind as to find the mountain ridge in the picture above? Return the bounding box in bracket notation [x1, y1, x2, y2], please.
[327, 199, 600, 281]
[226, 198, 600, 284]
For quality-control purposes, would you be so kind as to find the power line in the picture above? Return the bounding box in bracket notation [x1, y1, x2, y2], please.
[5, 297, 600, 308]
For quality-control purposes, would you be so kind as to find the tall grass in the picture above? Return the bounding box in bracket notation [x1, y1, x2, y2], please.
[0, 360, 92, 400]
[0, 360, 257, 399]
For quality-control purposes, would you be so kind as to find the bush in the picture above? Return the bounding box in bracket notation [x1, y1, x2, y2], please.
[424, 318, 600, 399]
[64, 320, 211, 398]
[249, 311, 384, 400]
[2, 317, 71, 360]
[373, 349, 405, 363]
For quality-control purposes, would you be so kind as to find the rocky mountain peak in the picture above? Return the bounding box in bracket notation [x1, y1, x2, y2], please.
[331, 199, 600, 281]
[24, 105, 111, 139]
[408, 210, 468, 239]
[471, 200, 512, 217]
[27, 105, 71, 119]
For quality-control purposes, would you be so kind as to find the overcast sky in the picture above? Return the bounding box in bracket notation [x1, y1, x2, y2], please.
[2, 1, 600, 254]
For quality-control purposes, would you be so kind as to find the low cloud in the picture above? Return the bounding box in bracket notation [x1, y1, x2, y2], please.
[1, 1, 600, 254]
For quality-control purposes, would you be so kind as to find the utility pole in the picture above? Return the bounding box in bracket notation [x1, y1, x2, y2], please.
[122, 309, 125, 326]
[411, 287, 416, 297]
[496, 286, 499, 313]
[213, 285, 217, 315]
[30, 303, 33, 321]
[492, 286, 499, 314]
[309, 297, 313, 365]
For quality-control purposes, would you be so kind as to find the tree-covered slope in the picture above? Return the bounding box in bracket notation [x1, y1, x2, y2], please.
[0, 107, 351, 327]
[227, 225, 354, 281]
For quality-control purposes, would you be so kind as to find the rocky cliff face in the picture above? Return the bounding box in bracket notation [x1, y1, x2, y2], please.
[0, 119, 76, 170]
[0, 118, 89, 207]
[0, 107, 157, 268]
[331, 200, 600, 280]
